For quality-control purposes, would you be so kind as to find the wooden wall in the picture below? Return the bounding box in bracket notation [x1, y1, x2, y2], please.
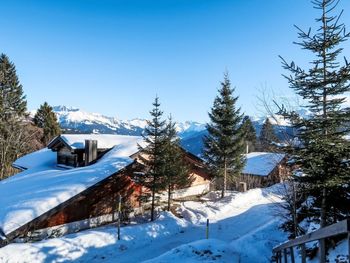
[10, 151, 210, 240]
[11, 168, 140, 239]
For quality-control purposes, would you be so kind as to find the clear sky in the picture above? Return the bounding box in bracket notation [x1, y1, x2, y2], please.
[2, 0, 350, 122]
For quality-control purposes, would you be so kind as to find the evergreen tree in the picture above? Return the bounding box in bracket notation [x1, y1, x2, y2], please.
[280, 0, 350, 233]
[259, 118, 279, 151]
[203, 73, 246, 198]
[137, 96, 167, 221]
[0, 54, 27, 179]
[241, 116, 257, 153]
[34, 102, 61, 144]
[163, 116, 192, 211]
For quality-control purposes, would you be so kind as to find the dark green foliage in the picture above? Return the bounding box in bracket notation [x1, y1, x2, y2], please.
[0, 54, 28, 179]
[203, 73, 246, 198]
[34, 102, 61, 144]
[0, 54, 27, 120]
[280, 0, 350, 230]
[137, 96, 168, 221]
[259, 118, 279, 151]
[241, 115, 257, 153]
[164, 116, 193, 211]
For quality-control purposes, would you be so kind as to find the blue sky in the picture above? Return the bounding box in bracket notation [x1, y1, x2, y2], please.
[2, 0, 350, 122]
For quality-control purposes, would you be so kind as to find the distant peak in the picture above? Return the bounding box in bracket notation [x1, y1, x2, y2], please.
[52, 105, 80, 112]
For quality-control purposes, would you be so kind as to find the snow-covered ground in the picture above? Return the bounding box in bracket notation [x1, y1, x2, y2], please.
[0, 185, 288, 263]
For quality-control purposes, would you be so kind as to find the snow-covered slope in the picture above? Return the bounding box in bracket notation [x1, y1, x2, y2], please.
[0, 184, 288, 263]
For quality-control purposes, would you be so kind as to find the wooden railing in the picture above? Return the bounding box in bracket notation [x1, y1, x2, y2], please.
[273, 219, 350, 263]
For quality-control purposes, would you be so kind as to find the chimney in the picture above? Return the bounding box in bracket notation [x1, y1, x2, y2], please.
[85, 139, 98, 166]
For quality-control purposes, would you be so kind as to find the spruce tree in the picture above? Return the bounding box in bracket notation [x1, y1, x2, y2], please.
[241, 116, 257, 153]
[34, 102, 61, 144]
[280, 0, 350, 233]
[137, 96, 167, 221]
[203, 73, 246, 198]
[0, 54, 27, 179]
[163, 116, 192, 211]
[259, 118, 279, 151]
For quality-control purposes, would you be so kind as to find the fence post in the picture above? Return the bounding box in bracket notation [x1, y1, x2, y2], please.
[206, 219, 209, 239]
[117, 194, 122, 241]
[277, 251, 282, 263]
[301, 244, 306, 263]
[319, 239, 326, 263]
[283, 248, 288, 263]
[289, 247, 295, 263]
[348, 232, 350, 263]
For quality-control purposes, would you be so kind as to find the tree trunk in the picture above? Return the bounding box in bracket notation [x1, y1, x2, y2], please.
[151, 189, 155, 221]
[320, 188, 327, 227]
[221, 159, 227, 198]
[292, 181, 298, 238]
[167, 185, 171, 211]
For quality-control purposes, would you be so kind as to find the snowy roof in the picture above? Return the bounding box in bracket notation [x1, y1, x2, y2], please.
[12, 148, 57, 171]
[242, 152, 285, 177]
[0, 135, 145, 236]
[55, 134, 144, 150]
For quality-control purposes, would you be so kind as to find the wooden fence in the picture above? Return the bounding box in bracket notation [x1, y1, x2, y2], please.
[272, 219, 350, 263]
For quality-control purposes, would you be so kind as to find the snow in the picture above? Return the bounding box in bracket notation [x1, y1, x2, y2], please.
[144, 239, 238, 263]
[0, 184, 288, 262]
[243, 152, 285, 176]
[60, 134, 144, 150]
[12, 148, 56, 170]
[37, 105, 206, 138]
[0, 136, 145, 236]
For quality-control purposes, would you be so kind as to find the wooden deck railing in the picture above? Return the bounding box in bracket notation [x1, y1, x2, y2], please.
[272, 219, 350, 263]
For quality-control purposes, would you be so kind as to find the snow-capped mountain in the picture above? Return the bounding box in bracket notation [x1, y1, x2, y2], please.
[46, 106, 207, 138]
[30, 105, 301, 156]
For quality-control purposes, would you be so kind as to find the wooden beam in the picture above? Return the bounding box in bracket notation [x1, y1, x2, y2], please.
[273, 219, 350, 252]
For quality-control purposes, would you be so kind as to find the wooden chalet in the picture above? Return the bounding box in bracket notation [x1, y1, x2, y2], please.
[0, 134, 210, 244]
[238, 152, 288, 191]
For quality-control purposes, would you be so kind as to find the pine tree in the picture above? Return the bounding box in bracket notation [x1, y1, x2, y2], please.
[34, 102, 61, 144]
[163, 116, 192, 211]
[241, 116, 257, 153]
[203, 73, 246, 198]
[137, 96, 167, 221]
[280, 0, 350, 232]
[0, 54, 27, 179]
[259, 118, 279, 151]
[0, 54, 27, 119]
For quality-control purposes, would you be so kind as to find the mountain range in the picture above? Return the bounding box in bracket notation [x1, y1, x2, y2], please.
[31, 105, 297, 156]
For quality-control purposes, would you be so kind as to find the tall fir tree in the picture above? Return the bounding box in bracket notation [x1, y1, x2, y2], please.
[0, 54, 27, 179]
[137, 96, 167, 221]
[259, 118, 279, 151]
[203, 73, 246, 198]
[34, 102, 61, 144]
[241, 115, 257, 153]
[280, 0, 350, 234]
[163, 116, 192, 211]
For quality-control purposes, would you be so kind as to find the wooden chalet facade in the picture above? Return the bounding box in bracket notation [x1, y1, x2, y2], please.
[1, 135, 210, 242]
[238, 152, 288, 190]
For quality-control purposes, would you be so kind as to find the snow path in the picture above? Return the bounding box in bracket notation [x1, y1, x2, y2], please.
[0, 185, 287, 263]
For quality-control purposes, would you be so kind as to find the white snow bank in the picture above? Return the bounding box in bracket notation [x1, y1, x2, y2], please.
[60, 134, 144, 150]
[0, 185, 288, 263]
[180, 184, 283, 225]
[0, 145, 134, 236]
[243, 152, 285, 176]
[144, 239, 238, 263]
[0, 212, 188, 263]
